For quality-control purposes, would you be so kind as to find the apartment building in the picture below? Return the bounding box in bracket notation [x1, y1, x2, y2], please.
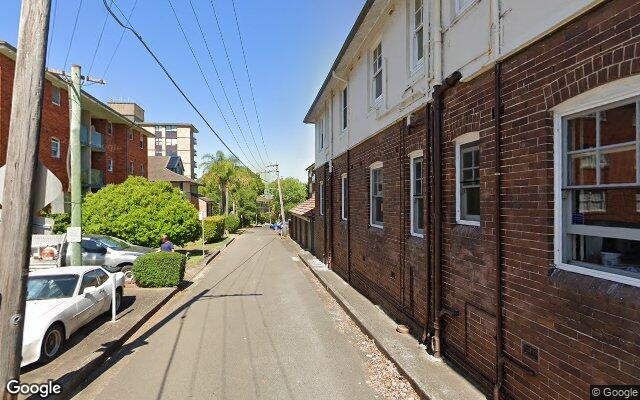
[0, 41, 150, 208]
[305, 1, 640, 398]
[142, 123, 198, 180]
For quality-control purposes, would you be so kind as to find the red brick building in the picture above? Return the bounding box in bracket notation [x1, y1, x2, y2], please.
[305, 1, 640, 399]
[0, 41, 150, 209]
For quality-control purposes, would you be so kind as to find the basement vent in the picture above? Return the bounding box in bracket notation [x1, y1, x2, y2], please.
[522, 341, 539, 363]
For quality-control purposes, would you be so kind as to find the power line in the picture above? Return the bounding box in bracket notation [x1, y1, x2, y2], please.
[47, 0, 58, 63]
[165, 0, 263, 172]
[184, 0, 264, 172]
[101, 0, 138, 79]
[101, 0, 255, 173]
[230, 0, 270, 165]
[208, 0, 267, 169]
[63, 0, 84, 73]
[86, 0, 113, 79]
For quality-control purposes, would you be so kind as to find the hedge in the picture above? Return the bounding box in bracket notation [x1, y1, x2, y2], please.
[203, 216, 225, 243]
[225, 214, 240, 234]
[133, 252, 187, 287]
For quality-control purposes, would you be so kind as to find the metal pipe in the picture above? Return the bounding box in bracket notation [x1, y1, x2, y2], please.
[423, 103, 432, 344]
[431, 70, 462, 358]
[493, 61, 504, 400]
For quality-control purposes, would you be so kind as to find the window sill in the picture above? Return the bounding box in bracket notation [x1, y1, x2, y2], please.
[456, 219, 480, 227]
[370, 223, 384, 230]
[555, 262, 640, 288]
[411, 232, 424, 239]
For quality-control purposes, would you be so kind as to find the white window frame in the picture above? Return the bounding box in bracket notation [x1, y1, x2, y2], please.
[410, 0, 425, 71]
[107, 121, 113, 135]
[552, 74, 640, 288]
[341, 86, 348, 132]
[341, 173, 348, 221]
[370, 161, 384, 229]
[107, 159, 113, 172]
[51, 137, 61, 159]
[128, 129, 134, 141]
[129, 161, 134, 175]
[455, 132, 480, 226]
[140, 164, 145, 176]
[317, 118, 325, 150]
[409, 150, 425, 237]
[371, 42, 384, 106]
[319, 181, 325, 216]
[139, 134, 144, 149]
[51, 86, 61, 106]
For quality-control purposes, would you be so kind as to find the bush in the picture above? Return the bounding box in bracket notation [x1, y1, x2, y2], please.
[82, 177, 200, 247]
[203, 216, 225, 243]
[225, 214, 240, 233]
[42, 213, 70, 234]
[133, 252, 186, 287]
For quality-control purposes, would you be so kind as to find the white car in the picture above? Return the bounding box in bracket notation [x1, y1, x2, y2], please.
[22, 266, 125, 367]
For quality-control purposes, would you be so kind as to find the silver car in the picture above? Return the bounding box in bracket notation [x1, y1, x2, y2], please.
[64, 235, 153, 280]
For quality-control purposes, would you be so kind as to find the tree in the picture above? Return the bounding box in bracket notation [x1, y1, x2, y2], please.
[268, 177, 307, 221]
[82, 177, 200, 247]
[200, 151, 238, 215]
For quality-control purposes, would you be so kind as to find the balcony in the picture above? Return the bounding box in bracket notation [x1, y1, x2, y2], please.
[81, 168, 104, 189]
[80, 125, 105, 152]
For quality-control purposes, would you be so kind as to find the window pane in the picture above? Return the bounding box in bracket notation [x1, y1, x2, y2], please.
[572, 188, 640, 229]
[414, 197, 424, 232]
[600, 145, 636, 184]
[569, 152, 598, 186]
[567, 117, 597, 151]
[600, 103, 636, 147]
[374, 197, 384, 224]
[374, 72, 383, 99]
[462, 186, 480, 220]
[571, 234, 640, 277]
[416, 27, 424, 60]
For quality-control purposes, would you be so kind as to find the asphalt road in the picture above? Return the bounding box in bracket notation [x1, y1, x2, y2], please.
[72, 227, 377, 400]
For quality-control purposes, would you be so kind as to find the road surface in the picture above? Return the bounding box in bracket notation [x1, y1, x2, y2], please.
[73, 227, 378, 400]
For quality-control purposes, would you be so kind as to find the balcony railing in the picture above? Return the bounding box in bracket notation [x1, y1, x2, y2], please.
[80, 125, 105, 152]
[81, 168, 104, 189]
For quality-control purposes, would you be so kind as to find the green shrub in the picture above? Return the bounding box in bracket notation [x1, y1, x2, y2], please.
[203, 216, 225, 243]
[133, 252, 187, 287]
[46, 213, 70, 234]
[82, 177, 200, 247]
[225, 214, 241, 233]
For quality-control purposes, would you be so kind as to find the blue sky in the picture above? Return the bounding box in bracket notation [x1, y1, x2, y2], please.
[0, 0, 364, 181]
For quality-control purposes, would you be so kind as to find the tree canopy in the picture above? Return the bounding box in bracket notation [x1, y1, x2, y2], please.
[268, 177, 307, 221]
[82, 177, 200, 247]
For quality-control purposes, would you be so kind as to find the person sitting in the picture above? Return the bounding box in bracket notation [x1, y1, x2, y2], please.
[160, 234, 175, 252]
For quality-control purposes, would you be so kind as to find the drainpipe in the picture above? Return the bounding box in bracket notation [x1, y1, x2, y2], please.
[432, 0, 443, 84]
[329, 92, 335, 268]
[422, 103, 432, 343]
[431, 70, 462, 358]
[493, 61, 504, 400]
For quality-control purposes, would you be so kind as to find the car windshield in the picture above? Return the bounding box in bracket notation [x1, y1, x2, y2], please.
[94, 236, 130, 250]
[27, 275, 78, 300]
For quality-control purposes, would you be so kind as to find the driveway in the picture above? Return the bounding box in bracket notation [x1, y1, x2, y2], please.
[72, 227, 379, 400]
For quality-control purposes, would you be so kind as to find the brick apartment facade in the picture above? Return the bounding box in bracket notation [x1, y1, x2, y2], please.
[308, 1, 640, 399]
[0, 41, 150, 206]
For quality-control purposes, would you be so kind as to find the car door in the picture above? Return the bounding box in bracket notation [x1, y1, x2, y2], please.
[74, 270, 103, 327]
[81, 239, 107, 266]
[94, 269, 112, 313]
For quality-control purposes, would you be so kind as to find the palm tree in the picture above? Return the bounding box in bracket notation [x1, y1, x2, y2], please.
[201, 151, 237, 215]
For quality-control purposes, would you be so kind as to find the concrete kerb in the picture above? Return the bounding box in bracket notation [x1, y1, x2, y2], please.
[296, 248, 486, 400]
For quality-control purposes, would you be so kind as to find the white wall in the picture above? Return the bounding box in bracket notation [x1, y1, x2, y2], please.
[311, 0, 602, 167]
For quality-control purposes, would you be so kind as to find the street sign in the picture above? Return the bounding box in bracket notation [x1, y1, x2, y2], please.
[0, 162, 63, 212]
[67, 227, 81, 243]
[199, 211, 206, 221]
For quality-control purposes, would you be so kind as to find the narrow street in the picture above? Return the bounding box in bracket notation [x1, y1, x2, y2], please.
[72, 227, 386, 400]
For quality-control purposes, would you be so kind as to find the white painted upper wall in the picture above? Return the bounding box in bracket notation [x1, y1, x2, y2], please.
[310, 0, 603, 168]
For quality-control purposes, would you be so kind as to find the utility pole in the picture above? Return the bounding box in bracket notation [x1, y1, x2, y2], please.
[258, 164, 287, 237]
[69, 65, 82, 266]
[0, 0, 51, 396]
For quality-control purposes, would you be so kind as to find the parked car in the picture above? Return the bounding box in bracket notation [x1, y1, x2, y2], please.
[270, 222, 283, 230]
[30, 234, 153, 281]
[22, 266, 125, 367]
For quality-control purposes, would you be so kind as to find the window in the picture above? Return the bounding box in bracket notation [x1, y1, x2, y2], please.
[317, 118, 325, 150]
[107, 159, 113, 172]
[370, 162, 384, 227]
[342, 87, 348, 131]
[140, 164, 145, 176]
[128, 129, 133, 140]
[341, 173, 348, 220]
[155, 137, 162, 147]
[79, 270, 99, 293]
[139, 134, 144, 149]
[129, 161, 134, 175]
[94, 269, 109, 285]
[455, 132, 480, 225]
[555, 97, 640, 286]
[455, 0, 474, 15]
[51, 138, 61, 159]
[372, 42, 383, 103]
[51, 86, 61, 106]
[319, 181, 325, 216]
[410, 151, 424, 236]
[107, 122, 113, 135]
[412, 0, 424, 68]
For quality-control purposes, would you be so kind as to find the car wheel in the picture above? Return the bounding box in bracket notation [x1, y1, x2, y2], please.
[40, 323, 65, 363]
[110, 288, 123, 313]
[120, 264, 133, 282]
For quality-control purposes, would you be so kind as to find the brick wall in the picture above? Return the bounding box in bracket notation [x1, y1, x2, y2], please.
[314, 1, 640, 398]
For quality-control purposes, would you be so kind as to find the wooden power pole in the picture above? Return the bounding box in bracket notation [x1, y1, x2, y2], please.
[0, 0, 51, 396]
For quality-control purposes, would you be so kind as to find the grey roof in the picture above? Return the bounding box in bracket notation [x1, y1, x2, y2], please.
[148, 156, 199, 184]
